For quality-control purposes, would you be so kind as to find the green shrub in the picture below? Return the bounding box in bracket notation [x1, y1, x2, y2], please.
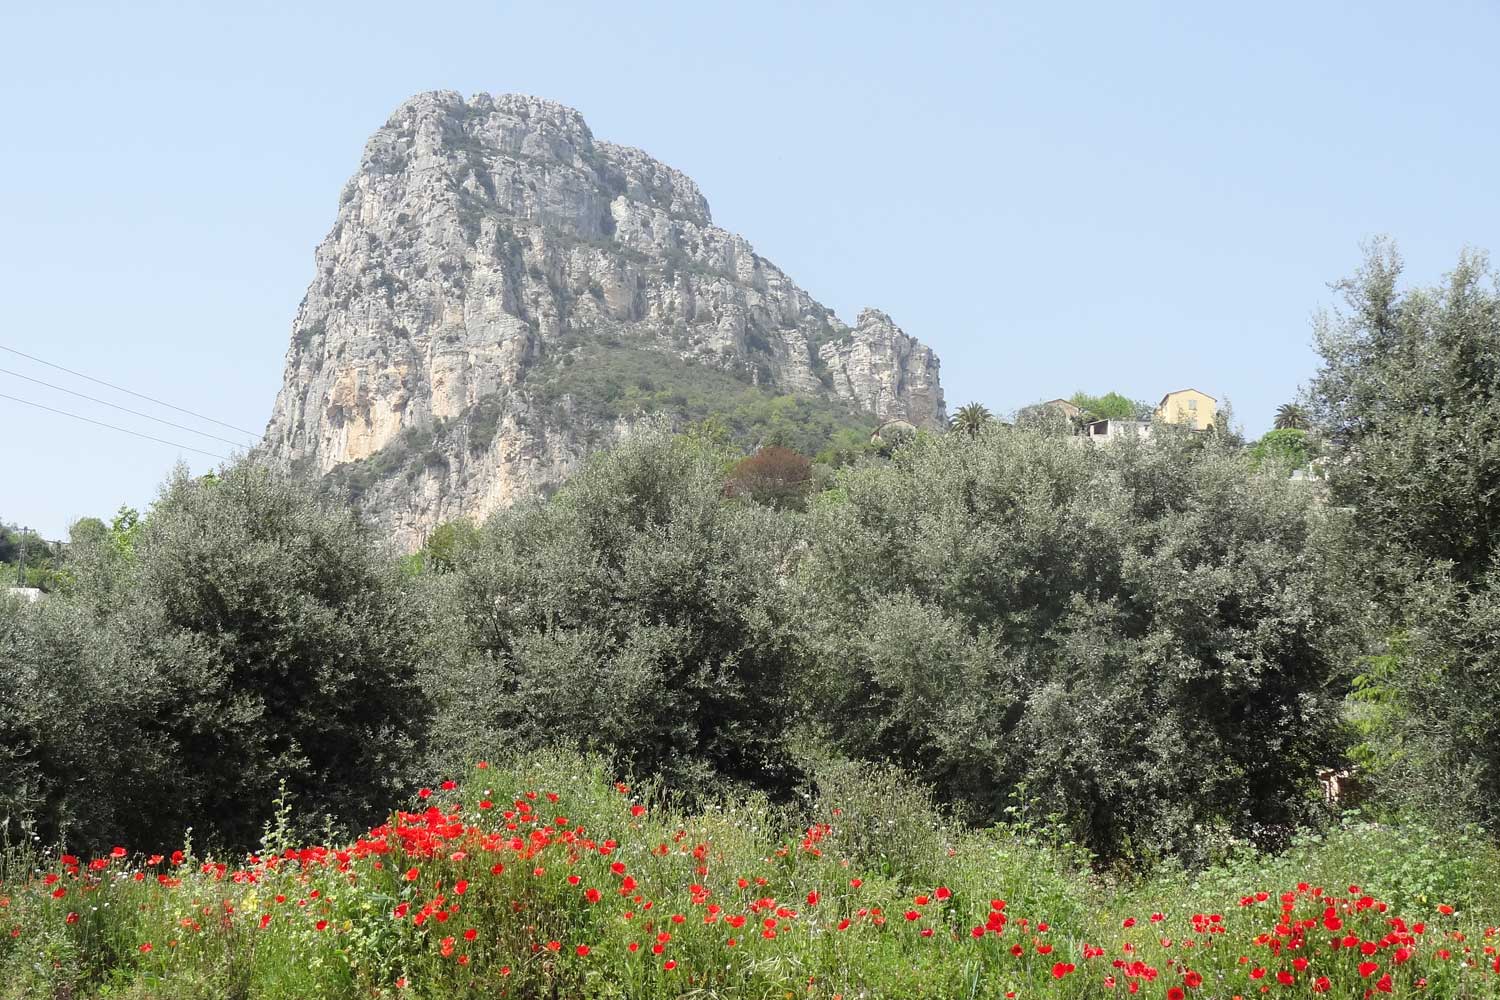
[793, 428, 1364, 860]
[0, 463, 431, 853]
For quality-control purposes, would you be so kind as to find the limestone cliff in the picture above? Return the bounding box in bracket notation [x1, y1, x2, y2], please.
[261, 92, 945, 546]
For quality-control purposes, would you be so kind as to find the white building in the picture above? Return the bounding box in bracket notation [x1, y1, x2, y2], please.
[1081, 418, 1151, 443]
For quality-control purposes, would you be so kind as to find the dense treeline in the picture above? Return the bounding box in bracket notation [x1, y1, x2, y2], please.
[2, 244, 1497, 865]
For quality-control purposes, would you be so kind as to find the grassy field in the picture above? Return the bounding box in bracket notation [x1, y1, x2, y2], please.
[3, 752, 1498, 999]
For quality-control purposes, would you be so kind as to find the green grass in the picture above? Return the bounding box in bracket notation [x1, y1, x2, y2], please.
[3, 751, 1498, 999]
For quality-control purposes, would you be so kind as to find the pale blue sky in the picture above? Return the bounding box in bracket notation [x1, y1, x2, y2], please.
[3, 1, 1497, 538]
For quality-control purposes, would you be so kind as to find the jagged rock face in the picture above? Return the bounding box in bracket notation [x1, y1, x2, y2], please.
[821, 310, 945, 428]
[262, 91, 945, 547]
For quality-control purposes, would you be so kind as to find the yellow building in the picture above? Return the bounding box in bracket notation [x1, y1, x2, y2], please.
[1155, 388, 1217, 430]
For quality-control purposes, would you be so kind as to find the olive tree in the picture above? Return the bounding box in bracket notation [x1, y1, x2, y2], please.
[794, 426, 1361, 859]
[420, 426, 804, 798]
[0, 462, 429, 851]
[1311, 242, 1500, 825]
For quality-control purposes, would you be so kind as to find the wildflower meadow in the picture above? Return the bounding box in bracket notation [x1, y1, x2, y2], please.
[3, 752, 1498, 1000]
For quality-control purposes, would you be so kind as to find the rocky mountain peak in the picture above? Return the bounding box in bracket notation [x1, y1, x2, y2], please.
[262, 92, 945, 547]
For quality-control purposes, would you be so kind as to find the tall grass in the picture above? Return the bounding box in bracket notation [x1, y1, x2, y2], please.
[2, 750, 1497, 999]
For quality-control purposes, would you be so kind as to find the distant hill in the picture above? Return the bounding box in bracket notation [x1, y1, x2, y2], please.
[260, 92, 945, 546]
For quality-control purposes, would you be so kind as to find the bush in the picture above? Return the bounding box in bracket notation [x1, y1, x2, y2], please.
[419, 426, 804, 800]
[0, 462, 431, 852]
[724, 445, 813, 510]
[793, 428, 1363, 860]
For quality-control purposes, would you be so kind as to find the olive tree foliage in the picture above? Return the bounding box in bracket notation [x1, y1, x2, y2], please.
[0, 594, 175, 847]
[1312, 240, 1500, 588]
[1311, 241, 1500, 825]
[792, 427, 1363, 860]
[0, 463, 429, 852]
[420, 426, 804, 799]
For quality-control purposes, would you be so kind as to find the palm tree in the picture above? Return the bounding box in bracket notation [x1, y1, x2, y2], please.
[1274, 402, 1309, 431]
[949, 402, 993, 437]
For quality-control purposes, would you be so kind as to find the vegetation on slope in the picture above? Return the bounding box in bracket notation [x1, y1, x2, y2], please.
[322, 341, 877, 505]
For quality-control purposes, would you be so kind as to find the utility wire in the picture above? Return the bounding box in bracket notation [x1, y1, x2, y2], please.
[0, 366, 250, 448]
[0, 391, 232, 461]
[0, 344, 259, 438]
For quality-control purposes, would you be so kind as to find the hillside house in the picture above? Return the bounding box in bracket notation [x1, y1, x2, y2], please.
[1039, 399, 1084, 421]
[1155, 389, 1217, 430]
[1082, 418, 1151, 442]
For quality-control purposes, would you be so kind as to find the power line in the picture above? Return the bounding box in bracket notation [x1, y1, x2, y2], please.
[0, 391, 232, 461]
[0, 366, 250, 448]
[0, 344, 259, 438]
